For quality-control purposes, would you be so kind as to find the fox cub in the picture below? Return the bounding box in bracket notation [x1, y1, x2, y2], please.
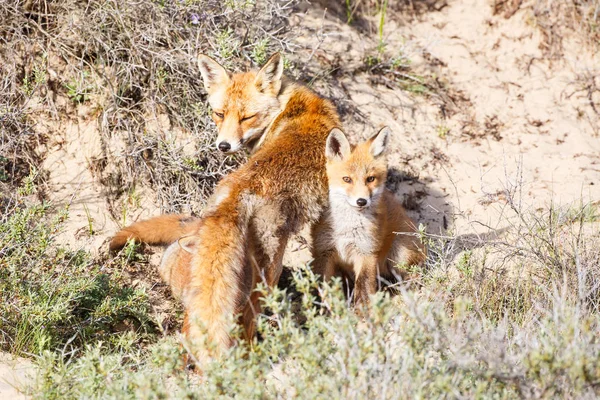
[312, 127, 426, 307]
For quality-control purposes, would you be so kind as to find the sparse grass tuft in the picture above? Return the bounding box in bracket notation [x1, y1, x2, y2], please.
[0, 183, 157, 357]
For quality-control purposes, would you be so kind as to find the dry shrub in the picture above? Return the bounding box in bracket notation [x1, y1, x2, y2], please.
[0, 0, 297, 214]
[422, 159, 600, 328]
[532, 0, 600, 56]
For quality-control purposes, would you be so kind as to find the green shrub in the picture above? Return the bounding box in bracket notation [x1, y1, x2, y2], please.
[29, 265, 600, 399]
[1, 185, 599, 398]
[0, 197, 156, 356]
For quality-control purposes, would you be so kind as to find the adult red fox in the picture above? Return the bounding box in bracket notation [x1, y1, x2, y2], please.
[110, 53, 341, 362]
[311, 127, 426, 307]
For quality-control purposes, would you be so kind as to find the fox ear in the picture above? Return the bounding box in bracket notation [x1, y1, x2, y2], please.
[255, 53, 284, 94]
[197, 54, 230, 94]
[369, 126, 390, 158]
[326, 128, 351, 161]
[178, 235, 198, 254]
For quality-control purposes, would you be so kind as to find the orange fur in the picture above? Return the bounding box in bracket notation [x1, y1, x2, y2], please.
[182, 70, 340, 361]
[198, 52, 289, 154]
[108, 214, 199, 252]
[109, 53, 341, 364]
[312, 127, 426, 307]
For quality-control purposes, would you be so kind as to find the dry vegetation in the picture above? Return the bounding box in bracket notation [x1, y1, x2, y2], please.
[1, 0, 600, 398]
[1, 0, 295, 214]
[531, 0, 600, 56]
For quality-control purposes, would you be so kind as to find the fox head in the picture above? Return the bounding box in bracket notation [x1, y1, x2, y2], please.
[325, 127, 390, 210]
[197, 53, 285, 154]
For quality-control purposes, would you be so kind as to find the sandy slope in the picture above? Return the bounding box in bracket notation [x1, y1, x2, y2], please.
[4, 0, 599, 390]
[31, 0, 599, 263]
[294, 0, 599, 243]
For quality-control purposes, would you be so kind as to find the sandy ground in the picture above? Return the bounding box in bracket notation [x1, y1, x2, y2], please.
[295, 0, 599, 241]
[0, 353, 33, 399]
[4, 0, 599, 391]
[37, 0, 599, 258]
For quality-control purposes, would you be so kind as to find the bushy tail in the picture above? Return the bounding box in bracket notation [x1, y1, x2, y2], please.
[109, 214, 199, 251]
[185, 194, 253, 355]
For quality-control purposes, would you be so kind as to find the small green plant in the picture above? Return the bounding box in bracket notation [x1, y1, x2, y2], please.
[155, 67, 168, 90]
[22, 73, 33, 96]
[562, 201, 600, 223]
[122, 239, 144, 262]
[183, 157, 203, 171]
[33, 58, 47, 86]
[216, 28, 238, 61]
[365, 54, 381, 67]
[391, 50, 411, 70]
[127, 188, 141, 209]
[251, 38, 270, 65]
[225, 0, 254, 10]
[82, 203, 94, 236]
[437, 124, 450, 139]
[119, 187, 142, 227]
[64, 71, 92, 104]
[363, 48, 426, 97]
[456, 250, 473, 277]
[399, 73, 429, 95]
[20, 58, 46, 96]
[345, 0, 354, 24]
[192, 102, 209, 119]
[0, 156, 8, 182]
[377, 0, 388, 55]
[17, 168, 37, 196]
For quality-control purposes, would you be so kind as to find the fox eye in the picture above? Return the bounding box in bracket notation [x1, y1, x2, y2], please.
[342, 176, 352, 183]
[241, 114, 256, 122]
[366, 176, 375, 183]
[214, 111, 224, 119]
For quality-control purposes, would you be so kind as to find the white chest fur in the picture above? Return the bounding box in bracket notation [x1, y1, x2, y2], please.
[325, 200, 379, 263]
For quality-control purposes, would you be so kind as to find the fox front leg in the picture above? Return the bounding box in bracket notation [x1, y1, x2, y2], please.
[353, 257, 379, 310]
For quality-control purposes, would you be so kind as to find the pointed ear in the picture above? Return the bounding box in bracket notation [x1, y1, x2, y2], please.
[254, 53, 284, 94]
[197, 54, 230, 94]
[178, 235, 198, 254]
[326, 128, 351, 161]
[369, 126, 390, 158]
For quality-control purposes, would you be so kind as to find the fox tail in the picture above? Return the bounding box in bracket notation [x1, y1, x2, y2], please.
[109, 214, 199, 251]
[185, 191, 255, 356]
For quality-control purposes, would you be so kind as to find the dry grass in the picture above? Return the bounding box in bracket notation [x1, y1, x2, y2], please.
[532, 0, 600, 56]
[0, 0, 297, 215]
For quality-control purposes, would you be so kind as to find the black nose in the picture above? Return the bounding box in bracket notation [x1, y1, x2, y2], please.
[356, 198, 367, 207]
[218, 141, 231, 152]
